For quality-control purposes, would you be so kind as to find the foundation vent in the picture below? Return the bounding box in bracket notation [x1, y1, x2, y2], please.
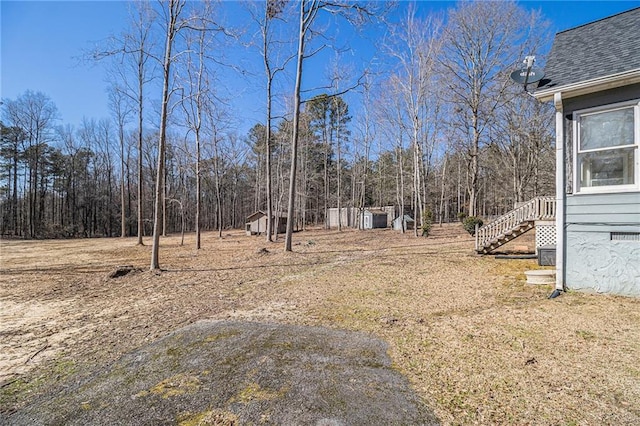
[610, 232, 640, 241]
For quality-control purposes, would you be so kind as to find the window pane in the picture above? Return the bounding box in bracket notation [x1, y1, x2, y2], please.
[578, 147, 635, 187]
[580, 108, 634, 150]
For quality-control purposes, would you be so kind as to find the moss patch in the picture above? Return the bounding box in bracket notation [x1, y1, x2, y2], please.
[177, 409, 239, 426]
[136, 373, 202, 399]
[232, 382, 286, 404]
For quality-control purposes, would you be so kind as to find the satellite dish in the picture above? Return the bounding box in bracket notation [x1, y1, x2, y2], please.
[510, 67, 545, 85]
[511, 56, 544, 93]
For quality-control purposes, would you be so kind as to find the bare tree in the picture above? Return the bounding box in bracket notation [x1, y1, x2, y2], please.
[201, 102, 233, 239]
[385, 7, 442, 235]
[180, 10, 213, 250]
[210, 124, 224, 239]
[258, 0, 293, 241]
[150, 0, 187, 271]
[440, 1, 547, 216]
[127, 2, 156, 245]
[108, 85, 133, 237]
[489, 89, 554, 203]
[374, 75, 410, 232]
[283, 0, 378, 251]
[92, 1, 157, 244]
[352, 76, 375, 230]
[283, 0, 311, 251]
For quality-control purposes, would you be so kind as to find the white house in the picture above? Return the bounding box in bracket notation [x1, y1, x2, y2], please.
[534, 7, 640, 296]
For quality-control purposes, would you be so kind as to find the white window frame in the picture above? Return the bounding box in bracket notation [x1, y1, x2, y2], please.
[573, 99, 640, 194]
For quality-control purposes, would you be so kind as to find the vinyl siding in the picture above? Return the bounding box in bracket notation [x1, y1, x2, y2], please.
[563, 83, 640, 113]
[566, 192, 640, 227]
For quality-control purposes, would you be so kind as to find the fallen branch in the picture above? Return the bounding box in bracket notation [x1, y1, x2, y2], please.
[25, 343, 50, 364]
[0, 377, 20, 388]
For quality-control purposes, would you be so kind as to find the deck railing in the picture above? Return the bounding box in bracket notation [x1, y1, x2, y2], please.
[475, 197, 556, 251]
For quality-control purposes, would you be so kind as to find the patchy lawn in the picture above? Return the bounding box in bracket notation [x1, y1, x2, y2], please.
[1, 224, 639, 424]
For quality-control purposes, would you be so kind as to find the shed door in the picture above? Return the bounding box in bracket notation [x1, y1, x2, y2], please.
[364, 216, 370, 229]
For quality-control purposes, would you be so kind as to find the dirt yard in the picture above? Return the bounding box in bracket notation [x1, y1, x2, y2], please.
[1, 224, 639, 424]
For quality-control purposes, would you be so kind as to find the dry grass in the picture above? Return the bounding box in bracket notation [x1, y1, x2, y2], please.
[1, 224, 639, 424]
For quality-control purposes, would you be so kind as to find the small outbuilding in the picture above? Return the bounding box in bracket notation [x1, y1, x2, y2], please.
[392, 215, 415, 231]
[534, 7, 640, 296]
[327, 207, 356, 228]
[362, 209, 389, 229]
[327, 206, 395, 229]
[245, 211, 287, 236]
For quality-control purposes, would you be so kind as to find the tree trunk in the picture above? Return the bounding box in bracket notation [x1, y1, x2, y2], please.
[162, 161, 167, 237]
[119, 120, 126, 237]
[413, 122, 422, 237]
[12, 142, 18, 235]
[265, 65, 273, 242]
[212, 130, 223, 239]
[323, 125, 329, 229]
[195, 135, 201, 248]
[285, 0, 306, 252]
[468, 113, 480, 217]
[439, 154, 447, 225]
[151, 0, 182, 271]
[336, 109, 342, 231]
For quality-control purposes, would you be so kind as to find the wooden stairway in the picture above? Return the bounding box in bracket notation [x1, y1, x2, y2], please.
[475, 197, 556, 254]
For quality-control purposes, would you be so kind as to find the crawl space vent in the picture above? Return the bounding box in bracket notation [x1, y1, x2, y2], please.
[610, 232, 640, 241]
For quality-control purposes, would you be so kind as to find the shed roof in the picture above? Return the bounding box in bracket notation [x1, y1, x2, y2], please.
[537, 7, 640, 92]
[246, 211, 266, 222]
[247, 211, 287, 222]
[366, 209, 388, 216]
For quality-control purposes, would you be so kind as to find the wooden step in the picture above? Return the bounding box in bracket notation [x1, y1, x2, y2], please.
[477, 220, 535, 254]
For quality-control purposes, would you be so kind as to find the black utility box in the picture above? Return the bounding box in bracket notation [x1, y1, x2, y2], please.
[538, 245, 556, 266]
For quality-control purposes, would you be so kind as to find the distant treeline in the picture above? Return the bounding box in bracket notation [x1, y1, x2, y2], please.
[1, 1, 555, 240]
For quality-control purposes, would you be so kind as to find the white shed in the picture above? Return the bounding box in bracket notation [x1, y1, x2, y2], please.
[245, 211, 287, 236]
[392, 215, 415, 231]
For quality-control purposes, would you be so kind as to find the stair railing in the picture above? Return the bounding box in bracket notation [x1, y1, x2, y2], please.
[475, 197, 556, 251]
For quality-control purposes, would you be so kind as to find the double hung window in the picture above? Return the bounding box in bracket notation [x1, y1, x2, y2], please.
[574, 101, 639, 193]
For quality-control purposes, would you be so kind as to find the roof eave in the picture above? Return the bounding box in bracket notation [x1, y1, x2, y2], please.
[533, 68, 640, 102]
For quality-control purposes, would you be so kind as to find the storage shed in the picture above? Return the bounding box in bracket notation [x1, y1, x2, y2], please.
[392, 215, 415, 231]
[327, 207, 356, 228]
[362, 209, 389, 229]
[533, 7, 640, 296]
[245, 211, 287, 236]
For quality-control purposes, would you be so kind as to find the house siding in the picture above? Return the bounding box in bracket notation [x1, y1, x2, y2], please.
[562, 85, 640, 295]
[563, 83, 640, 113]
[566, 193, 640, 225]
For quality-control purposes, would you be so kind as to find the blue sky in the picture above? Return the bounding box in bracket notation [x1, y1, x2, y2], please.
[2, 0, 640, 136]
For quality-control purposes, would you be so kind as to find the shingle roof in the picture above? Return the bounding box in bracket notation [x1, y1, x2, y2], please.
[537, 7, 640, 91]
